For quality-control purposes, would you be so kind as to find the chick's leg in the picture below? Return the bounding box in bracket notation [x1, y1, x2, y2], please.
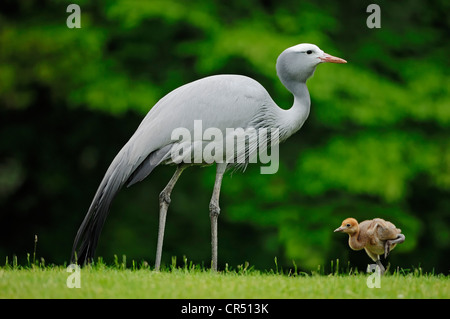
[376, 257, 385, 276]
[384, 234, 405, 258]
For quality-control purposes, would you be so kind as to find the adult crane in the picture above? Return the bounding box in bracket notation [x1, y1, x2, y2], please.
[71, 43, 347, 271]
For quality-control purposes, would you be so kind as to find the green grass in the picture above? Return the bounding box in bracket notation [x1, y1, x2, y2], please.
[1, 257, 449, 299]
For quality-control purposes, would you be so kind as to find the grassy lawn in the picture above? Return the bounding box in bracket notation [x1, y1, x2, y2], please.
[1, 259, 448, 299]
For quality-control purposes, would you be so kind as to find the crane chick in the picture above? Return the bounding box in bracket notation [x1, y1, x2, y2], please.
[334, 218, 405, 274]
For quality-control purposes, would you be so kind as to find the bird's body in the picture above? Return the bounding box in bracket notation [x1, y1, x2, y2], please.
[358, 218, 401, 257]
[334, 217, 405, 274]
[72, 43, 347, 270]
[129, 74, 305, 168]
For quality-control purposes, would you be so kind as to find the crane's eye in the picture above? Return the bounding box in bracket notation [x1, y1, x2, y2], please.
[306, 50, 313, 54]
[346, 224, 351, 227]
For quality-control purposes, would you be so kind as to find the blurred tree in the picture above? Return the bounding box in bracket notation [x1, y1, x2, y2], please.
[0, 0, 448, 272]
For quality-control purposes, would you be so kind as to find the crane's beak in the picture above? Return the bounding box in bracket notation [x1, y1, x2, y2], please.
[320, 53, 347, 64]
[334, 226, 344, 232]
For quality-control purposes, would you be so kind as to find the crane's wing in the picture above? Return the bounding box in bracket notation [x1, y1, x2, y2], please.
[370, 218, 401, 241]
[71, 75, 273, 264]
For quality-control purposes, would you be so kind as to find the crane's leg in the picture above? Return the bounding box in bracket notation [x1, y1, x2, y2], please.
[366, 249, 385, 276]
[209, 163, 227, 272]
[376, 256, 385, 276]
[384, 234, 405, 258]
[155, 164, 188, 271]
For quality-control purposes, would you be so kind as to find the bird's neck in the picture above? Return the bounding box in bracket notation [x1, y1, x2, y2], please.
[276, 82, 311, 141]
[348, 228, 366, 250]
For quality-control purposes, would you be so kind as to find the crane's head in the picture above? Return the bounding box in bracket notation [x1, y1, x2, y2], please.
[276, 43, 347, 84]
[334, 218, 359, 234]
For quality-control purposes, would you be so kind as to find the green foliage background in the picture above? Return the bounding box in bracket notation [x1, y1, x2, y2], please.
[0, 0, 449, 273]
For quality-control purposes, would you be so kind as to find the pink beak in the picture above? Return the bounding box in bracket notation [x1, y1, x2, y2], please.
[319, 53, 347, 64]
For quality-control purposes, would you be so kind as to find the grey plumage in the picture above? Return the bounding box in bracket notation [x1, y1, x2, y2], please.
[71, 44, 346, 268]
[127, 144, 173, 187]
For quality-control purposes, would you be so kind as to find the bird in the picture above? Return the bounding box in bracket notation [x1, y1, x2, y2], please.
[71, 43, 347, 271]
[334, 217, 405, 274]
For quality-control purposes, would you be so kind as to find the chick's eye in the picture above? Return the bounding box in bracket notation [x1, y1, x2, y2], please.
[346, 224, 351, 227]
[306, 50, 313, 54]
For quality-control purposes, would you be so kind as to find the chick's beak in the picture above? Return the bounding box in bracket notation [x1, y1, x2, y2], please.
[334, 226, 344, 233]
[320, 53, 347, 64]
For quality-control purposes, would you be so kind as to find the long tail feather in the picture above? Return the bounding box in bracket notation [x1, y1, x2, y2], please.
[71, 145, 135, 264]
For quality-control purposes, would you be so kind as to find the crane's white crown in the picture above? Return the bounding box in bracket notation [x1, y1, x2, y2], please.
[286, 43, 324, 55]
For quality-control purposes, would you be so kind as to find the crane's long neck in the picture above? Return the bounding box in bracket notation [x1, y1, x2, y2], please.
[276, 81, 311, 141]
[348, 228, 366, 251]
